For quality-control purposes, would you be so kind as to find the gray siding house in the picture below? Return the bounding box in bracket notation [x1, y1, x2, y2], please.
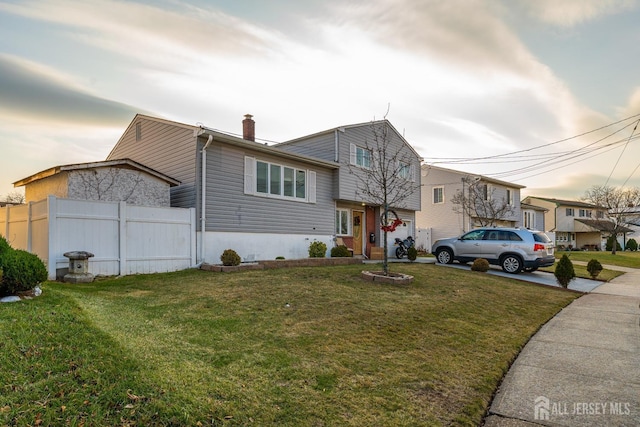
[278, 120, 422, 258]
[107, 114, 338, 262]
[417, 165, 524, 243]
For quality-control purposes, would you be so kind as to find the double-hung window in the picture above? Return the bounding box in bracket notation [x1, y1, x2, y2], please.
[433, 186, 444, 204]
[566, 208, 574, 217]
[245, 157, 315, 202]
[350, 144, 371, 169]
[479, 184, 489, 201]
[336, 209, 350, 235]
[523, 211, 535, 229]
[578, 209, 592, 218]
[398, 161, 412, 180]
[506, 189, 513, 206]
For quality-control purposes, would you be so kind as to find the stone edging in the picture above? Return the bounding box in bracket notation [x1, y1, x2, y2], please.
[361, 271, 414, 284]
[201, 257, 362, 272]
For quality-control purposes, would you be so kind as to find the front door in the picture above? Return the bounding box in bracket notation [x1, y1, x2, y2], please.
[353, 211, 364, 255]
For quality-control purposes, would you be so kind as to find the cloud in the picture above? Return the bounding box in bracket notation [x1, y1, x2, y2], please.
[0, 54, 143, 125]
[0, 0, 280, 70]
[619, 87, 640, 117]
[518, 0, 638, 27]
[335, 0, 539, 77]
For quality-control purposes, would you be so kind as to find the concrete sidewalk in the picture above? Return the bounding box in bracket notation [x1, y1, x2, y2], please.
[485, 268, 640, 426]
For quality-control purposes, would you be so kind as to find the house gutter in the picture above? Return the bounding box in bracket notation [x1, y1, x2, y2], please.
[199, 134, 213, 264]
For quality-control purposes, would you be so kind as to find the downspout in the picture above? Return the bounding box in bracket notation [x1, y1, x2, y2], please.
[200, 134, 213, 264]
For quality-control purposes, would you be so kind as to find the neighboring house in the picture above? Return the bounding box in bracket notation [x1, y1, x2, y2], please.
[417, 165, 524, 242]
[522, 196, 618, 250]
[624, 209, 640, 248]
[277, 120, 423, 258]
[521, 202, 547, 231]
[107, 114, 340, 263]
[610, 206, 640, 249]
[13, 159, 180, 207]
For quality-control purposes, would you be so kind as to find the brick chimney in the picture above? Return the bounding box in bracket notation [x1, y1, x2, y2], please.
[242, 114, 255, 141]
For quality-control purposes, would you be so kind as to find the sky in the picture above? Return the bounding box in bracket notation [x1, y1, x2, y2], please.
[1, 0, 640, 201]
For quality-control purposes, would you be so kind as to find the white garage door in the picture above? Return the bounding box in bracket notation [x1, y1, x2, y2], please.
[386, 220, 412, 257]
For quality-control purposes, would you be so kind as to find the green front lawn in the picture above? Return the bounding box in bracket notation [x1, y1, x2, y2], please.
[540, 264, 624, 281]
[1, 265, 577, 426]
[554, 250, 640, 269]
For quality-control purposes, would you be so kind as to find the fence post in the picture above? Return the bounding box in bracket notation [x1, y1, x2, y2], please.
[27, 201, 33, 252]
[119, 201, 127, 276]
[47, 195, 57, 280]
[190, 207, 197, 266]
[4, 203, 10, 241]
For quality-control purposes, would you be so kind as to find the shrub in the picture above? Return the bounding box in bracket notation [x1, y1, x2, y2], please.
[605, 235, 622, 252]
[308, 241, 327, 258]
[625, 238, 638, 251]
[471, 258, 490, 272]
[220, 249, 241, 266]
[0, 249, 47, 296]
[331, 245, 351, 257]
[407, 246, 418, 262]
[554, 254, 575, 288]
[586, 259, 603, 279]
[0, 235, 11, 255]
[276, 256, 285, 260]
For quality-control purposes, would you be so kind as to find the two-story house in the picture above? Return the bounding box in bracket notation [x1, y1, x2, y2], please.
[522, 196, 613, 250]
[417, 165, 524, 243]
[278, 120, 423, 259]
[107, 114, 422, 262]
[107, 114, 339, 263]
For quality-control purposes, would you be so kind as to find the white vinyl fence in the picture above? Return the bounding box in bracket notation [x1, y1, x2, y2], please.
[415, 227, 432, 253]
[0, 196, 196, 280]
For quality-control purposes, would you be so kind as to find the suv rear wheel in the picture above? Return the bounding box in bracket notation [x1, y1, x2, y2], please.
[501, 254, 522, 274]
[435, 248, 454, 264]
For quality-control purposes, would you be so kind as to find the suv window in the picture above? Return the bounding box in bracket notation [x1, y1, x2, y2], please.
[484, 231, 499, 240]
[482, 230, 523, 241]
[461, 230, 485, 241]
[533, 232, 551, 243]
[504, 231, 523, 241]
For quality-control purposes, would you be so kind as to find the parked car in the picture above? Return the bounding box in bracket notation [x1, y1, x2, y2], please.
[431, 227, 555, 274]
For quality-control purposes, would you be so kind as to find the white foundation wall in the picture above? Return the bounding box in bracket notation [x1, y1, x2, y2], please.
[200, 231, 335, 263]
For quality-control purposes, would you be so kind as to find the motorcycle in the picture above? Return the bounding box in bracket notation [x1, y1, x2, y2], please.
[394, 236, 415, 259]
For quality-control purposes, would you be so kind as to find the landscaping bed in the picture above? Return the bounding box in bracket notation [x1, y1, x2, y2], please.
[201, 257, 362, 272]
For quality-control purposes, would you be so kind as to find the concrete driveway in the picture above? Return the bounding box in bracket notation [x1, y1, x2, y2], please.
[433, 261, 603, 292]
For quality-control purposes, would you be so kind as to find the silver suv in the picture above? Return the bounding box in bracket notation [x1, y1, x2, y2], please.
[431, 227, 555, 274]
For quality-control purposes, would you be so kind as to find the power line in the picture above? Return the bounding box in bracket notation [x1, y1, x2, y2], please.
[604, 119, 639, 187]
[424, 112, 640, 164]
[423, 114, 640, 184]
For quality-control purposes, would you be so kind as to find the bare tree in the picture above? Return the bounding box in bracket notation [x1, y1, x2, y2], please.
[3, 191, 25, 204]
[349, 120, 421, 275]
[451, 179, 515, 228]
[582, 185, 640, 254]
[75, 169, 143, 202]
